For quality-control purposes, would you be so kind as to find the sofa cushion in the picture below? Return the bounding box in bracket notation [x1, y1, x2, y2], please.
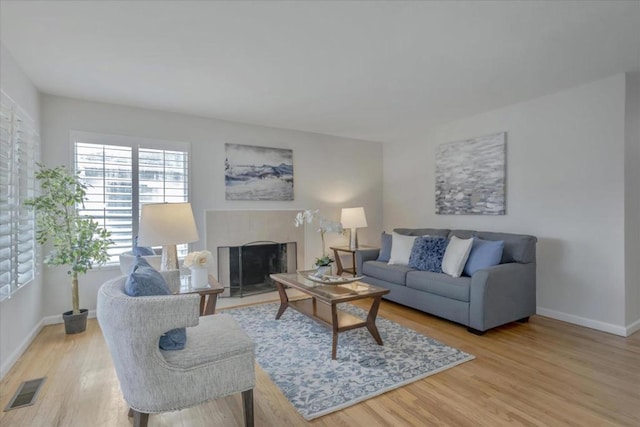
[408, 236, 448, 273]
[362, 261, 413, 286]
[388, 232, 417, 265]
[463, 238, 504, 276]
[450, 230, 537, 264]
[406, 270, 471, 302]
[476, 231, 537, 264]
[394, 228, 450, 238]
[125, 256, 187, 351]
[377, 232, 392, 262]
[442, 236, 473, 278]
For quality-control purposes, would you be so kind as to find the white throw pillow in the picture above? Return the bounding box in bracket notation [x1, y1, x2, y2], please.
[388, 232, 417, 265]
[442, 236, 473, 277]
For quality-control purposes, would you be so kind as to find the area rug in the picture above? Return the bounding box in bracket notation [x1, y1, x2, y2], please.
[225, 302, 475, 420]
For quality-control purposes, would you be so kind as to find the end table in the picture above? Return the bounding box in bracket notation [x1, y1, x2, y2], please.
[178, 274, 224, 316]
[330, 246, 377, 276]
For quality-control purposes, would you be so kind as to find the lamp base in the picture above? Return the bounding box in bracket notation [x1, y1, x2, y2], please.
[349, 228, 359, 250]
[161, 244, 179, 271]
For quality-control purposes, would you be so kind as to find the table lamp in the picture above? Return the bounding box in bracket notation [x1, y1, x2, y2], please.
[341, 207, 368, 250]
[138, 202, 199, 271]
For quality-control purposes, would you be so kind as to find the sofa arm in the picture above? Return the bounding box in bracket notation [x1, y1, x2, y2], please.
[356, 248, 380, 276]
[469, 262, 536, 332]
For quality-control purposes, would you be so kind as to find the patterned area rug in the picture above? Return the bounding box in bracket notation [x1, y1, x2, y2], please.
[225, 301, 475, 420]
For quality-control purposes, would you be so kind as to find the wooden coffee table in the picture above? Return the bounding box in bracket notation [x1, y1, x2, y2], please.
[270, 271, 390, 360]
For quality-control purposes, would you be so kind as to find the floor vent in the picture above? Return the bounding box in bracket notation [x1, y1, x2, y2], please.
[4, 377, 46, 411]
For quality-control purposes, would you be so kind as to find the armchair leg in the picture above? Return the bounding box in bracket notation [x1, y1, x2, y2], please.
[131, 409, 149, 427]
[242, 389, 254, 427]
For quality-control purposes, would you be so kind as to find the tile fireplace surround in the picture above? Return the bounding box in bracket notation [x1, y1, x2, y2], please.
[205, 210, 305, 296]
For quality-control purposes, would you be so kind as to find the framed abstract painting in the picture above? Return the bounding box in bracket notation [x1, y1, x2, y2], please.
[225, 143, 294, 201]
[435, 132, 506, 215]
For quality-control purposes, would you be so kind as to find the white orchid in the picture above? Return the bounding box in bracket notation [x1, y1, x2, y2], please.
[294, 209, 317, 227]
[294, 209, 344, 259]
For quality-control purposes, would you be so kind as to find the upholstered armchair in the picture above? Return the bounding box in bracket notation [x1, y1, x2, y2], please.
[97, 276, 255, 427]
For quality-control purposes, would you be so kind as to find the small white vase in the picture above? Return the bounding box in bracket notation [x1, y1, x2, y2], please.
[315, 265, 331, 277]
[190, 266, 209, 289]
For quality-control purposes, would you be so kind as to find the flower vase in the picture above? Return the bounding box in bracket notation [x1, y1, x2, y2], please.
[190, 266, 209, 289]
[315, 265, 331, 277]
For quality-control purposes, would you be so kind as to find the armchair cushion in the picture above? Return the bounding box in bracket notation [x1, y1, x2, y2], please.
[162, 314, 254, 368]
[125, 256, 187, 350]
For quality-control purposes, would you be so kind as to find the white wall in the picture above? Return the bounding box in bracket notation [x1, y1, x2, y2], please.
[0, 43, 44, 378]
[384, 74, 631, 335]
[40, 95, 383, 318]
[625, 72, 640, 330]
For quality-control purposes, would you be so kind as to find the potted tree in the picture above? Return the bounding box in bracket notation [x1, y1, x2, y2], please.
[25, 164, 112, 334]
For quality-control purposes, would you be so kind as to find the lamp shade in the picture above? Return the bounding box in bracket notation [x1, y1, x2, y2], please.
[341, 207, 368, 229]
[138, 202, 199, 246]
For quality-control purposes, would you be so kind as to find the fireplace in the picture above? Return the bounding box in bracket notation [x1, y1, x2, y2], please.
[218, 241, 297, 297]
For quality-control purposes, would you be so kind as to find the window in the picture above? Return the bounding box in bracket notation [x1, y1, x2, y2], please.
[72, 132, 190, 263]
[0, 95, 40, 298]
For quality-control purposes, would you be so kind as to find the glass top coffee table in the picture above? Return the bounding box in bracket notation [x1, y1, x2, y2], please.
[270, 271, 390, 360]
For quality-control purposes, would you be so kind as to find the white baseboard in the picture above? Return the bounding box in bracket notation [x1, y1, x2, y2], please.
[1, 310, 98, 380]
[625, 318, 640, 337]
[536, 307, 628, 337]
[0, 319, 44, 380]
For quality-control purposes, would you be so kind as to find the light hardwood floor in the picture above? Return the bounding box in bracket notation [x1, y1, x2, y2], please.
[1, 299, 639, 427]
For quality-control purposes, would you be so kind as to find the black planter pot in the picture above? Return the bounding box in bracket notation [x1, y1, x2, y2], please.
[62, 309, 88, 334]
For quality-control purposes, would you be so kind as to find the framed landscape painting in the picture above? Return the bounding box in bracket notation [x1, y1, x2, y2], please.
[435, 132, 506, 215]
[225, 143, 294, 201]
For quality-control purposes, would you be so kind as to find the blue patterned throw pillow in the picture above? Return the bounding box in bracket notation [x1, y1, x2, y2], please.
[125, 256, 187, 351]
[408, 236, 449, 273]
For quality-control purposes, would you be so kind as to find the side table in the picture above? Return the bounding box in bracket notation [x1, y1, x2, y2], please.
[330, 246, 377, 276]
[178, 274, 224, 316]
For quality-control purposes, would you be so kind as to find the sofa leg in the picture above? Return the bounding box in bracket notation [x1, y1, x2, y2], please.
[242, 389, 254, 427]
[132, 410, 149, 427]
[517, 316, 530, 323]
[467, 327, 486, 336]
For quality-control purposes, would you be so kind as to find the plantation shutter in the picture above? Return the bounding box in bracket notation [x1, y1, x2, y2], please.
[74, 135, 190, 263]
[139, 148, 190, 256]
[0, 96, 39, 298]
[0, 103, 14, 295]
[75, 143, 133, 262]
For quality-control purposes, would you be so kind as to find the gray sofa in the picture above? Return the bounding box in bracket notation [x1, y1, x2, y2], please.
[356, 228, 537, 334]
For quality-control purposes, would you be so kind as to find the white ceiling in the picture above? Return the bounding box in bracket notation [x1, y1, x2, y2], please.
[1, 1, 639, 143]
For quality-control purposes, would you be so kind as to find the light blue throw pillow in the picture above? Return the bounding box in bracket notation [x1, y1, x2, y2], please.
[463, 238, 504, 277]
[377, 232, 392, 262]
[125, 256, 187, 350]
[132, 235, 155, 256]
[408, 236, 449, 273]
